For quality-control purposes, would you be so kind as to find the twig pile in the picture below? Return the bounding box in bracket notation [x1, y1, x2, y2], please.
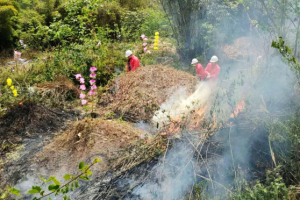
[99, 65, 198, 122]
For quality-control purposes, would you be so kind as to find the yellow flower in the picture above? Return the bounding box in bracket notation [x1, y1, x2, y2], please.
[155, 36, 159, 40]
[13, 89, 18, 97]
[154, 47, 158, 50]
[10, 86, 14, 90]
[155, 32, 160, 36]
[154, 43, 158, 46]
[7, 78, 12, 86]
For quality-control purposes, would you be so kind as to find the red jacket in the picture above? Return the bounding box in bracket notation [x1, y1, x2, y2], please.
[205, 63, 220, 79]
[127, 55, 140, 72]
[196, 63, 208, 80]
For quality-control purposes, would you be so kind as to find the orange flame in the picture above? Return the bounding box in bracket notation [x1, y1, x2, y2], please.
[161, 106, 209, 136]
[230, 100, 246, 118]
[160, 117, 182, 136]
[188, 106, 207, 130]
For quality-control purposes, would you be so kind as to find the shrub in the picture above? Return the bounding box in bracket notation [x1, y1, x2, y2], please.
[0, 0, 19, 51]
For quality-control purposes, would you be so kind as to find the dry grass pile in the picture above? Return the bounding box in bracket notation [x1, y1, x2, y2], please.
[34, 118, 143, 176]
[99, 65, 198, 122]
[223, 37, 264, 61]
[36, 76, 79, 108]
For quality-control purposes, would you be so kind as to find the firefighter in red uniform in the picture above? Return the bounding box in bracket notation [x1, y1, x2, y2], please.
[205, 56, 221, 80]
[191, 58, 208, 81]
[125, 50, 140, 72]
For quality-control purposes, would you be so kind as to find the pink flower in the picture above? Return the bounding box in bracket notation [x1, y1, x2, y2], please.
[81, 100, 87, 106]
[90, 66, 98, 72]
[146, 50, 151, 54]
[89, 79, 96, 85]
[79, 85, 86, 91]
[141, 34, 146, 39]
[75, 74, 82, 79]
[144, 47, 147, 52]
[90, 73, 96, 78]
[89, 90, 96, 96]
[79, 93, 86, 99]
[91, 85, 97, 90]
[143, 43, 147, 47]
[143, 37, 148, 41]
[79, 78, 85, 84]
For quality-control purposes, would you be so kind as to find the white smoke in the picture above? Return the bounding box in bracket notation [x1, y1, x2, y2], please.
[130, 142, 196, 200]
[152, 81, 214, 128]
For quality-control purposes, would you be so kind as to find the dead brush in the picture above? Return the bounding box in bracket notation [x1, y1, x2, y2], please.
[99, 65, 198, 122]
[111, 135, 167, 173]
[63, 119, 95, 150]
[36, 76, 79, 108]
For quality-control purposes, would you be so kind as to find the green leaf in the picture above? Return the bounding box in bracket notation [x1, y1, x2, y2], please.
[64, 185, 69, 194]
[79, 175, 90, 180]
[48, 184, 60, 192]
[28, 185, 42, 194]
[71, 183, 74, 191]
[79, 162, 85, 170]
[85, 170, 92, 176]
[0, 191, 8, 199]
[40, 175, 51, 182]
[75, 180, 79, 188]
[50, 177, 61, 185]
[63, 174, 72, 181]
[8, 187, 21, 197]
[93, 158, 101, 164]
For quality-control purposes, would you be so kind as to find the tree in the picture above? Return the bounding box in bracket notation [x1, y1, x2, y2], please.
[0, 0, 19, 52]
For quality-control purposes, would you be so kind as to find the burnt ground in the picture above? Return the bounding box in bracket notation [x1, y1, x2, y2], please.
[71, 112, 274, 200]
[0, 102, 76, 190]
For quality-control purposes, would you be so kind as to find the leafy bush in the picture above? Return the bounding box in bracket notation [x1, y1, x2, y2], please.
[230, 167, 297, 200]
[0, 0, 19, 51]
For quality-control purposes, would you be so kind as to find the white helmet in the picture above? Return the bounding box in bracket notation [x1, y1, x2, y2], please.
[191, 58, 198, 65]
[125, 50, 133, 58]
[210, 55, 218, 63]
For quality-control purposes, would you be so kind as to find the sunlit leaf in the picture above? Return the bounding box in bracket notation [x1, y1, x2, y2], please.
[92, 158, 101, 164]
[63, 174, 72, 181]
[8, 186, 21, 197]
[28, 186, 42, 194]
[0, 191, 8, 199]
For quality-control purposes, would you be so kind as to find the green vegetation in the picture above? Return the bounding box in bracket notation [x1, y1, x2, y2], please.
[0, 158, 101, 200]
[1, 0, 300, 199]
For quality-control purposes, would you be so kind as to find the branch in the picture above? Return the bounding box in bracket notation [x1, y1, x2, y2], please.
[37, 163, 96, 200]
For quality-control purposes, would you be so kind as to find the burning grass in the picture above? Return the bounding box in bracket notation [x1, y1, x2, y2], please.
[99, 65, 198, 122]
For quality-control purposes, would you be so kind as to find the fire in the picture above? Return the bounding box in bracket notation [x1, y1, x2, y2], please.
[230, 100, 246, 118]
[188, 106, 207, 130]
[160, 117, 182, 136]
[160, 106, 208, 136]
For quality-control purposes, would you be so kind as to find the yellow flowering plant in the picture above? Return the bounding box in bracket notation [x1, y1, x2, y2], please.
[154, 32, 159, 50]
[4, 78, 18, 98]
[7, 78, 12, 86]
